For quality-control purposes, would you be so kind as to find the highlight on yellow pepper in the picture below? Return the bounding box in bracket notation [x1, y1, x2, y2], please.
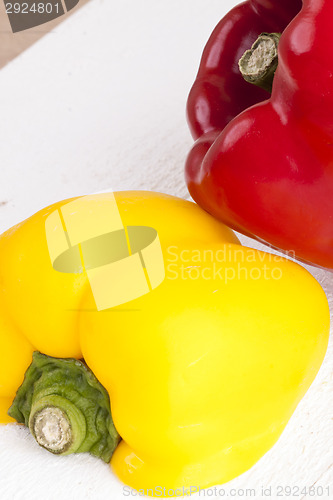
[0, 191, 329, 496]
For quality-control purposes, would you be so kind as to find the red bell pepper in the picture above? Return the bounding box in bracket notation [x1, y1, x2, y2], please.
[187, 0, 302, 140]
[184, 1, 333, 269]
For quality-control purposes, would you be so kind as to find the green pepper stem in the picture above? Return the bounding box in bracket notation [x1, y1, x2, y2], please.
[8, 352, 120, 462]
[29, 395, 86, 454]
[238, 32, 281, 93]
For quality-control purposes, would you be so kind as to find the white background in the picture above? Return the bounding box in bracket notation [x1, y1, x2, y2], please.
[0, 1, 332, 498]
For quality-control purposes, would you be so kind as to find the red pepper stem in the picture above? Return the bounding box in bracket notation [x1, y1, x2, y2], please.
[238, 33, 281, 93]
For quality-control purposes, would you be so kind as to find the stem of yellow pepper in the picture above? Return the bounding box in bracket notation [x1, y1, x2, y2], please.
[238, 32, 281, 93]
[8, 352, 120, 462]
[29, 394, 87, 454]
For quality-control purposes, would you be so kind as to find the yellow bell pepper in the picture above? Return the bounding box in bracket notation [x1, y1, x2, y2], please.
[0, 191, 329, 496]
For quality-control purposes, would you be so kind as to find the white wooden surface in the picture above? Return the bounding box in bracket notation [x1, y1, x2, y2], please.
[0, 1, 331, 498]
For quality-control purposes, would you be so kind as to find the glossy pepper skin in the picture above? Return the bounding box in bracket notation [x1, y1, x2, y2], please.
[0, 192, 238, 422]
[187, 0, 302, 139]
[185, 1, 333, 269]
[0, 192, 329, 495]
[81, 251, 329, 495]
